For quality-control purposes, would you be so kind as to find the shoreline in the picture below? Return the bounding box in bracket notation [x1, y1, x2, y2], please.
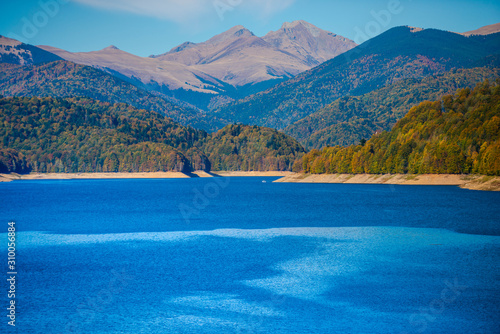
[0, 172, 191, 182]
[2, 172, 498, 191]
[212, 171, 295, 177]
[0, 171, 293, 182]
[274, 173, 500, 191]
[0, 172, 190, 182]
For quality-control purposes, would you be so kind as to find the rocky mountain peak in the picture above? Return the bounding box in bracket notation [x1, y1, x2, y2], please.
[281, 20, 321, 37]
[206, 25, 255, 45]
[102, 45, 120, 51]
[263, 20, 356, 66]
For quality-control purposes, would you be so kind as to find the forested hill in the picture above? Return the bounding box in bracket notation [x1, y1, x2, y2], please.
[214, 27, 500, 129]
[285, 67, 500, 149]
[202, 125, 306, 171]
[0, 96, 208, 173]
[300, 80, 500, 176]
[0, 61, 227, 131]
[0, 97, 305, 174]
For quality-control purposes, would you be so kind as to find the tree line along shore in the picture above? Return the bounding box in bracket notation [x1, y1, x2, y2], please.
[1, 81, 499, 189]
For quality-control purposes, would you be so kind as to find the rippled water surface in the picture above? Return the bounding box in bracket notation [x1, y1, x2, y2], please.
[1, 177, 499, 333]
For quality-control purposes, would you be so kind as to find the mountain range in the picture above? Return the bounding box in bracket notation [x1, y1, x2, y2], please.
[0, 60, 226, 131]
[37, 21, 356, 110]
[214, 26, 500, 129]
[1, 21, 499, 173]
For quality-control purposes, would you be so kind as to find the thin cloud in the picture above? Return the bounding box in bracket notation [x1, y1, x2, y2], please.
[71, 0, 211, 22]
[71, 0, 295, 23]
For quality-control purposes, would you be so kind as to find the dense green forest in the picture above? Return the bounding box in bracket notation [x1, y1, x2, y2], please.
[215, 27, 500, 129]
[0, 148, 30, 174]
[202, 124, 306, 171]
[0, 96, 207, 173]
[300, 81, 500, 176]
[285, 67, 500, 149]
[0, 96, 305, 173]
[0, 61, 227, 131]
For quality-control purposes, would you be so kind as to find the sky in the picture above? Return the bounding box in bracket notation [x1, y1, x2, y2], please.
[0, 0, 499, 57]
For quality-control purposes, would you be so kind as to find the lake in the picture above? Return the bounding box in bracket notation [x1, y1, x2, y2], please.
[1, 177, 499, 333]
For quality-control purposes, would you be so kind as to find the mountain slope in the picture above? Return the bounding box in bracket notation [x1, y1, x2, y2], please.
[0, 35, 62, 65]
[38, 44, 218, 94]
[214, 26, 500, 129]
[0, 60, 226, 131]
[462, 22, 500, 36]
[285, 67, 500, 149]
[300, 80, 500, 176]
[38, 21, 355, 110]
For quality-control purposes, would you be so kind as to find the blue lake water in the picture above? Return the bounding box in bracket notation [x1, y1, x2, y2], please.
[0, 177, 499, 333]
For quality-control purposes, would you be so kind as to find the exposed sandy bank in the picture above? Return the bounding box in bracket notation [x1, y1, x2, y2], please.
[0, 170, 293, 182]
[212, 171, 296, 177]
[190, 171, 215, 178]
[3, 172, 497, 190]
[0, 174, 12, 182]
[274, 173, 500, 191]
[0, 172, 191, 181]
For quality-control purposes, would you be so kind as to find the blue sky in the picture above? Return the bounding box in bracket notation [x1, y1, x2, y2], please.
[1, 0, 499, 57]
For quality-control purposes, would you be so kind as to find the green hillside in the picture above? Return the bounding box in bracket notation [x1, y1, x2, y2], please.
[0, 61, 227, 131]
[300, 80, 500, 176]
[0, 97, 305, 174]
[0, 96, 207, 173]
[285, 67, 500, 149]
[202, 124, 306, 171]
[215, 27, 500, 129]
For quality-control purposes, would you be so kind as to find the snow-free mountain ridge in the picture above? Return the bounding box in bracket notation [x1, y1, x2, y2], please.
[36, 21, 356, 110]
